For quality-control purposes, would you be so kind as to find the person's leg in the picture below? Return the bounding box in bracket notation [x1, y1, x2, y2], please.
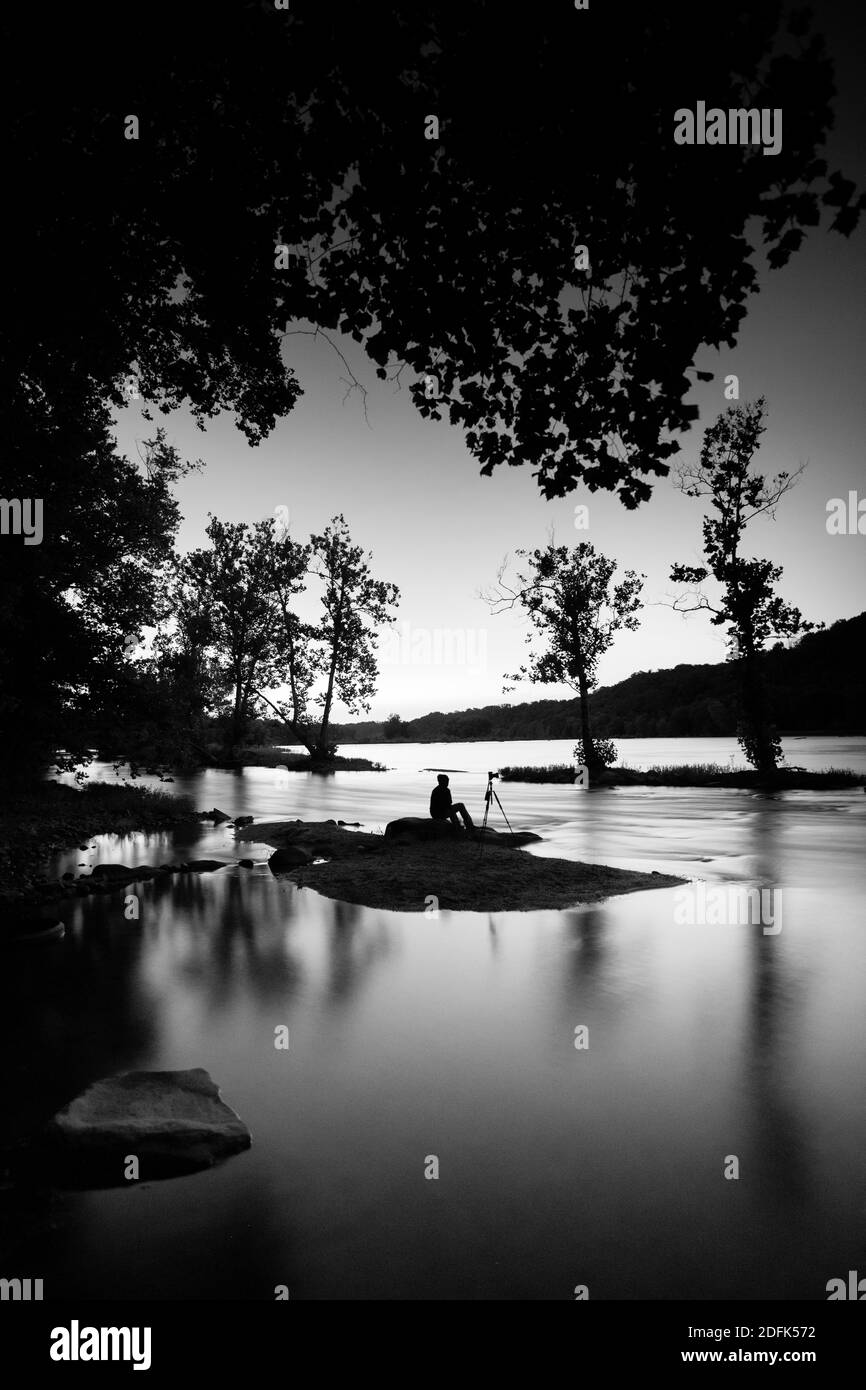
[451, 801, 474, 829]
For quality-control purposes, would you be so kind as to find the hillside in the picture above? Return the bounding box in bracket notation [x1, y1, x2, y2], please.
[268, 613, 866, 744]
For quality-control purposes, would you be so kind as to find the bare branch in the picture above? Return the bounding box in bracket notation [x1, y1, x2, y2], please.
[652, 590, 722, 617]
[739, 462, 807, 523]
[282, 326, 372, 427]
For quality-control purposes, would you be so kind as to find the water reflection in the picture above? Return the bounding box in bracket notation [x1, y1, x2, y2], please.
[741, 798, 812, 1215]
[5, 750, 865, 1298]
[562, 905, 608, 986]
[323, 901, 397, 1007]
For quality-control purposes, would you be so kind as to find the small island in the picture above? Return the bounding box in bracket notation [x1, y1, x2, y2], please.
[239, 819, 685, 913]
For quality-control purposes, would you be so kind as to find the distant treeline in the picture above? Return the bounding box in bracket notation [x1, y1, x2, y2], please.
[259, 613, 864, 745]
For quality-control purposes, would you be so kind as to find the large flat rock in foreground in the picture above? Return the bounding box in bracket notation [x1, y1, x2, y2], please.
[42, 1068, 251, 1186]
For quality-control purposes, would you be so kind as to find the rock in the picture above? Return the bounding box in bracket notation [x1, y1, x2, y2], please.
[78, 845, 89, 851]
[234, 815, 254, 827]
[384, 817, 458, 842]
[210, 808, 232, 825]
[269, 845, 314, 872]
[61, 871, 75, 880]
[184, 859, 229, 873]
[239, 820, 383, 860]
[88, 864, 160, 886]
[238, 859, 255, 869]
[475, 827, 543, 847]
[338, 820, 362, 827]
[40, 1068, 251, 1185]
[384, 817, 542, 848]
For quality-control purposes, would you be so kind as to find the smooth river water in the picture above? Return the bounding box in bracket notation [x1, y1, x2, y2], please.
[3, 737, 865, 1300]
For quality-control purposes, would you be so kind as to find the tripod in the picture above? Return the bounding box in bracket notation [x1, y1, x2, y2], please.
[478, 771, 515, 858]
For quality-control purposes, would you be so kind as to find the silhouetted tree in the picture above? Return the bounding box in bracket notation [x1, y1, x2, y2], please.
[0, 425, 196, 781]
[488, 541, 644, 779]
[177, 518, 285, 759]
[669, 399, 818, 775]
[266, 517, 399, 761]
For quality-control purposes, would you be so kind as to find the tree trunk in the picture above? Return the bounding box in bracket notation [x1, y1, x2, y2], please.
[577, 667, 599, 778]
[316, 580, 345, 762]
[253, 690, 317, 758]
[738, 647, 779, 777]
[225, 663, 247, 759]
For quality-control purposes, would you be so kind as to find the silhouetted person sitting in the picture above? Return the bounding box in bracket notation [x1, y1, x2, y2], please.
[429, 774, 474, 830]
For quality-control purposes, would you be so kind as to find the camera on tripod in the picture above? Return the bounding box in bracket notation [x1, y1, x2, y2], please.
[479, 770, 512, 854]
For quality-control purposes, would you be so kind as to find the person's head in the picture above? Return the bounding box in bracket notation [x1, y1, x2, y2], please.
[437, 774, 449, 786]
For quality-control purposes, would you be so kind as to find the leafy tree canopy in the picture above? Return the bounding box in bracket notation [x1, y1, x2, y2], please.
[6, 1, 862, 505]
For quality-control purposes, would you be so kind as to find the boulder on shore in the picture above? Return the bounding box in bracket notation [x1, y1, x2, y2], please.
[385, 816, 456, 842]
[384, 817, 542, 848]
[269, 845, 314, 872]
[38, 1068, 251, 1186]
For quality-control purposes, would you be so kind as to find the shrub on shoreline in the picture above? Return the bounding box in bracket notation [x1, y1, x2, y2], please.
[232, 747, 387, 772]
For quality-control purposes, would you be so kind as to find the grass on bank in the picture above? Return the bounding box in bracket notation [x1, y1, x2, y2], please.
[498, 762, 866, 789]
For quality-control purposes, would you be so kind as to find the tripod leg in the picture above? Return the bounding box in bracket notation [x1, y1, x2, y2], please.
[492, 791, 515, 836]
[478, 792, 491, 856]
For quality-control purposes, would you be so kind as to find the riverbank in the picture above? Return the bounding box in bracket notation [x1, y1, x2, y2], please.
[498, 762, 866, 789]
[0, 782, 199, 912]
